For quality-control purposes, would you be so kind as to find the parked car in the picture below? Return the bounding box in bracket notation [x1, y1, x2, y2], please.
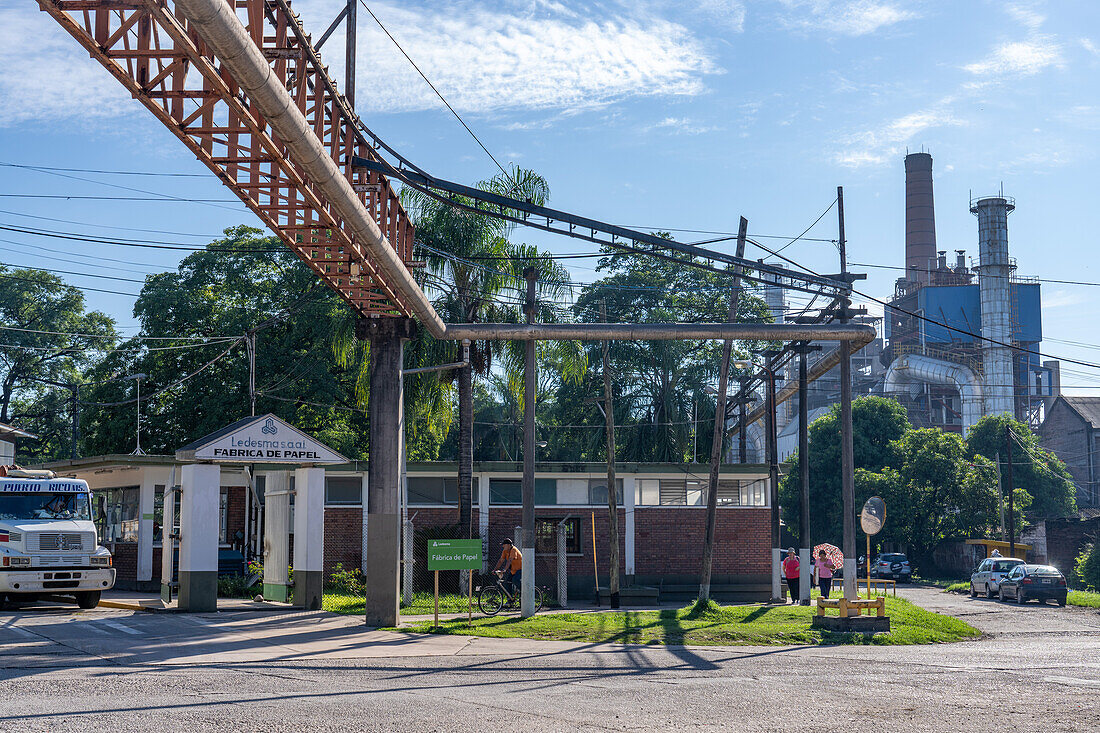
[871, 553, 912, 582]
[970, 557, 1025, 598]
[997, 564, 1068, 606]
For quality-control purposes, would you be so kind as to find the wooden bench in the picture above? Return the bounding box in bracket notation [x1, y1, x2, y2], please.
[864, 578, 896, 597]
[816, 596, 885, 618]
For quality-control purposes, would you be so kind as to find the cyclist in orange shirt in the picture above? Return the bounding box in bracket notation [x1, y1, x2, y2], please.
[494, 538, 523, 597]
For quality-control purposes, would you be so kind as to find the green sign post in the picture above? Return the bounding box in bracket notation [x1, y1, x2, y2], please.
[427, 539, 483, 626]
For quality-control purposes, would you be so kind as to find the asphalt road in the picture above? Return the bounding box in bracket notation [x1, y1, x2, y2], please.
[0, 588, 1096, 732]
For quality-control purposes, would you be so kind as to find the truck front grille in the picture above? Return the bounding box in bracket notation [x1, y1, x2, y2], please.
[29, 532, 92, 552]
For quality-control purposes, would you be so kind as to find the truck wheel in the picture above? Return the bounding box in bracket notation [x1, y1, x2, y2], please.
[0, 594, 8, 611]
[76, 591, 101, 610]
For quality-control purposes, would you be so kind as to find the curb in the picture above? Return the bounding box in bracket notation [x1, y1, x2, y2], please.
[98, 599, 163, 612]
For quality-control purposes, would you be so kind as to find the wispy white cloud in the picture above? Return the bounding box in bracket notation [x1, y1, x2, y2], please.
[1081, 38, 1100, 57]
[834, 107, 964, 167]
[652, 117, 721, 135]
[1004, 2, 1046, 32]
[963, 38, 1063, 77]
[2, 1, 720, 127]
[775, 0, 916, 37]
[1043, 290, 1086, 309]
[0, 6, 135, 127]
[694, 0, 747, 32]
[302, 0, 720, 116]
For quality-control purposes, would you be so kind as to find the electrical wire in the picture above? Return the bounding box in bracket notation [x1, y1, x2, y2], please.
[0, 162, 207, 178]
[79, 339, 243, 406]
[0, 208, 217, 238]
[359, 1, 509, 180]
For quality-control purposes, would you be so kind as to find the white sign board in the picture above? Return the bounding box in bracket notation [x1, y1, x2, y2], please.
[176, 414, 347, 464]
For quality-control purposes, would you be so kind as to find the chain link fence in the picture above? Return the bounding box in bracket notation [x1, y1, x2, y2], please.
[403, 514, 568, 607]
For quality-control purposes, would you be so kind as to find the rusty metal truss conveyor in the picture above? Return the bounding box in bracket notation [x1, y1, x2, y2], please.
[38, 0, 424, 321]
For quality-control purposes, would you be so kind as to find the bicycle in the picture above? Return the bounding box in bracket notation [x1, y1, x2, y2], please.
[477, 570, 545, 616]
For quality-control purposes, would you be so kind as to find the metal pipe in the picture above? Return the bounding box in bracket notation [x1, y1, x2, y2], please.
[172, 0, 444, 336]
[441, 323, 876, 343]
[521, 269, 537, 618]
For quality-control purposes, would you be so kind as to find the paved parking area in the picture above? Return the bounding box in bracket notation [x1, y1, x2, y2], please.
[0, 591, 1097, 732]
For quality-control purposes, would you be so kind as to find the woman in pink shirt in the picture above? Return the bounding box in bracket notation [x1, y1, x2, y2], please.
[815, 549, 836, 598]
[782, 548, 800, 604]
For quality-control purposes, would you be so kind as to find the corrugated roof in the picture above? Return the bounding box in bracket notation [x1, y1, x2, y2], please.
[1060, 396, 1100, 428]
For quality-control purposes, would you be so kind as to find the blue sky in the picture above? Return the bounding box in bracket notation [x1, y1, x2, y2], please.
[2, 0, 1099, 390]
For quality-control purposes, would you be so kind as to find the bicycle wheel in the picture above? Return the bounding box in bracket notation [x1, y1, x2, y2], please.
[478, 585, 505, 616]
[533, 586, 545, 614]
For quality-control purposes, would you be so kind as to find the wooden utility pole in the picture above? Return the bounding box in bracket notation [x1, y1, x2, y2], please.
[699, 217, 748, 603]
[521, 268, 538, 617]
[1005, 423, 1016, 558]
[837, 185, 857, 600]
[600, 301, 620, 609]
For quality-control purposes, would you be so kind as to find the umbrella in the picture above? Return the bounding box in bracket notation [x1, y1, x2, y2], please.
[813, 543, 844, 569]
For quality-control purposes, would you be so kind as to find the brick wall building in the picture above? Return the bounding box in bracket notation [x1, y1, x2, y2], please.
[41, 457, 774, 600]
[1038, 396, 1100, 509]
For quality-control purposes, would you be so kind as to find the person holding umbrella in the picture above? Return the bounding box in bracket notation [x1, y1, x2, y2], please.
[815, 548, 837, 599]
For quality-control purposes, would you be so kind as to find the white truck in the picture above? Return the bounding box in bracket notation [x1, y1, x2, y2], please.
[0, 470, 115, 609]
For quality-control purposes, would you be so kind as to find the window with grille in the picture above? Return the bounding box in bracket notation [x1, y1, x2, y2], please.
[535, 517, 580, 554]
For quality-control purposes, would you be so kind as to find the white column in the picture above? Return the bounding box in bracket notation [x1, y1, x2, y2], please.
[293, 467, 325, 609]
[263, 471, 291, 603]
[178, 463, 220, 612]
[478, 473, 490, 572]
[771, 547, 783, 602]
[799, 548, 811, 604]
[623, 476, 636, 577]
[136, 473, 156, 583]
[360, 471, 369, 574]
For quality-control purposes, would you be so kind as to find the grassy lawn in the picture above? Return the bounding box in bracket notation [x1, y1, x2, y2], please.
[944, 582, 970, 594]
[396, 597, 979, 646]
[324, 591, 476, 615]
[1068, 590, 1100, 608]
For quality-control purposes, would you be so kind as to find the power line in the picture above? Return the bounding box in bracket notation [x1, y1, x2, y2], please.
[0, 162, 207, 178]
[852, 260, 1100, 288]
[0, 223, 286, 253]
[0, 261, 149, 285]
[0, 324, 239, 342]
[0, 208, 217, 238]
[0, 194, 238, 203]
[359, 1, 509, 179]
[0, 271, 139, 298]
[79, 339, 243, 406]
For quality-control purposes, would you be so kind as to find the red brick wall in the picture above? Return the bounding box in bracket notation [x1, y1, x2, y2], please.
[323, 508, 362, 576]
[226, 486, 246, 548]
[635, 507, 770, 577]
[317, 504, 769, 581]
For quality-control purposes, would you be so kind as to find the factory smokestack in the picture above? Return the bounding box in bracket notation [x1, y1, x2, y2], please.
[905, 152, 937, 284]
[972, 195, 1016, 416]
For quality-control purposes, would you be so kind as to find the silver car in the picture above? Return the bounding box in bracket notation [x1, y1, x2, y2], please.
[970, 557, 1024, 598]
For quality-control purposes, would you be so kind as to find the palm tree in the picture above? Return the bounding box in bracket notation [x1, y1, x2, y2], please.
[406, 167, 583, 539]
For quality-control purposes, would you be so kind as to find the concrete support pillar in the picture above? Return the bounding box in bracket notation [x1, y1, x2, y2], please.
[178, 463, 220, 612]
[360, 317, 415, 627]
[293, 467, 325, 610]
[477, 474, 490, 572]
[137, 474, 156, 583]
[623, 476, 636, 579]
[799, 548, 812, 604]
[263, 471, 291, 603]
[771, 547, 783, 602]
[360, 473, 369, 575]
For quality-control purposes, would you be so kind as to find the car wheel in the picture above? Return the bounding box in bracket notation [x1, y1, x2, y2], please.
[1057, 597, 1066, 607]
[1016, 590, 1026, 605]
[970, 583, 977, 598]
[999, 588, 1006, 601]
[986, 584, 996, 599]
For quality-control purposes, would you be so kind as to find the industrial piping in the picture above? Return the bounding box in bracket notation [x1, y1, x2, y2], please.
[171, 0, 878, 356]
[172, 0, 446, 337]
[884, 354, 985, 435]
[441, 323, 876, 344]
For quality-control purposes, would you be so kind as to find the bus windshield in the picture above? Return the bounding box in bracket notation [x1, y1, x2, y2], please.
[0, 492, 92, 521]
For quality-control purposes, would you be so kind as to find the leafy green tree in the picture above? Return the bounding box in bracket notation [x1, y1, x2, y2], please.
[550, 245, 769, 462]
[780, 396, 911, 546]
[0, 266, 117, 461]
[855, 429, 998, 569]
[1073, 542, 1098, 591]
[81, 227, 369, 457]
[407, 167, 583, 537]
[965, 414, 1076, 518]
